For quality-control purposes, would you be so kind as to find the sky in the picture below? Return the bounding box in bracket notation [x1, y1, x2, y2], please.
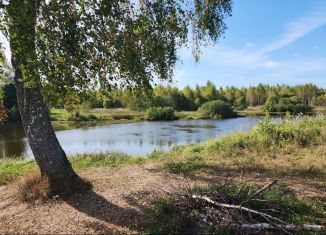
[1, 1, 326, 89]
[172, 0, 326, 88]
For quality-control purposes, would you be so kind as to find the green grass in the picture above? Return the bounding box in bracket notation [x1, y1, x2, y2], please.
[158, 115, 326, 179]
[0, 152, 145, 185]
[164, 155, 209, 176]
[0, 160, 37, 185]
[70, 152, 145, 169]
[50, 108, 145, 122]
[236, 106, 325, 117]
[146, 183, 326, 234]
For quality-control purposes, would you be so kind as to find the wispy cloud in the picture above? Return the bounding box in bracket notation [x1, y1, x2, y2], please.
[258, 9, 326, 54]
[197, 8, 326, 71]
[176, 7, 326, 87]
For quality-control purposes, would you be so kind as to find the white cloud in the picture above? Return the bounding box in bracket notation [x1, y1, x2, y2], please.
[245, 42, 254, 47]
[265, 61, 280, 68]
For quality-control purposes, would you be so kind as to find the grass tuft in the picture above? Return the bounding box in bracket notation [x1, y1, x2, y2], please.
[17, 173, 49, 202]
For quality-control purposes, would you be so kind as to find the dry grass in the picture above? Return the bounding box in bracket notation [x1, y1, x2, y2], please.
[16, 173, 92, 202]
[17, 173, 49, 202]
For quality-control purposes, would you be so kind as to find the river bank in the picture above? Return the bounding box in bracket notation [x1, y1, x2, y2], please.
[0, 116, 325, 233]
[48, 107, 326, 134]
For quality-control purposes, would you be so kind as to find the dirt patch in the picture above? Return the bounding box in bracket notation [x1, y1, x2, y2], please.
[0, 163, 325, 234]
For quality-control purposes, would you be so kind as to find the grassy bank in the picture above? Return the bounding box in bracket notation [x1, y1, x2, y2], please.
[50, 108, 197, 129]
[1, 115, 326, 185]
[161, 115, 326, 179]
[236, 106, 326, 117]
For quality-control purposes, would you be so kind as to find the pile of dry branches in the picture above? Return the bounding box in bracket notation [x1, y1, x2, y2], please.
[159, 179, 324, 234]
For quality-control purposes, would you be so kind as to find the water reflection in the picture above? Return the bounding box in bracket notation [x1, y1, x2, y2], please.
[0, 117, 264, 159]
[0, 123, 27, 159]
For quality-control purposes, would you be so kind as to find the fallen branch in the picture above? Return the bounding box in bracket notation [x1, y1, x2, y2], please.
[192, 195, 324, 233]
[242, 223, 323, 232]
[192, 195, 287, 225]
[252, 179, 278, 197]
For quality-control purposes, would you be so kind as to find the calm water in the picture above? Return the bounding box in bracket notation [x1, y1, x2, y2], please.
[0, 117, 264, 159]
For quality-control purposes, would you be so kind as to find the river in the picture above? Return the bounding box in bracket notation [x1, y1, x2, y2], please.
[0, 117, 265, 159]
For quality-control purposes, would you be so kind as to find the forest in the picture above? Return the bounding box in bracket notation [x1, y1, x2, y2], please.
[1, 80, 326, 124]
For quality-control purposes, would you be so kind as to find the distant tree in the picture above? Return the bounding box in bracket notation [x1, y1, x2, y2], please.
[246, 87, 257, 106]
[182, 85, 196, 110]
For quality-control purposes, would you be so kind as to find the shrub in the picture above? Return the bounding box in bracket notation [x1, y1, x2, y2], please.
[197, 100, 234, 119]
[264, 96, 312, 113]
[145, 106, 177, 121]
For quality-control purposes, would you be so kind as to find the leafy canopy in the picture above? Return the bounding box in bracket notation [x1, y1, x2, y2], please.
[1, 0, 232, 93]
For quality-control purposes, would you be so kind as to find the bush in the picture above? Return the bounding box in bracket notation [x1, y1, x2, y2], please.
[145, 106, 177, 121]
[264, 96, 312, 113]
[197, 100, 234, 119]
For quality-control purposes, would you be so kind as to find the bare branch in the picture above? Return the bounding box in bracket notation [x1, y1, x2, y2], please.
[253, 179, 278, 197]
[242, 223, 323, 232]
[192, 195, 287, 225]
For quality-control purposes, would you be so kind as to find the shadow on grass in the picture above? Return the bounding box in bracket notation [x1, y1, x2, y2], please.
[163, 160, 326, 180]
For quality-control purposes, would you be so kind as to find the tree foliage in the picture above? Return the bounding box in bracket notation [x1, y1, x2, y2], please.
[264, 96, 312, 114]
[1, 0, 232, 93]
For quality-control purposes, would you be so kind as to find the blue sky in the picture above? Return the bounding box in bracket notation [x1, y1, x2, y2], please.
[173, 0, 326, 88]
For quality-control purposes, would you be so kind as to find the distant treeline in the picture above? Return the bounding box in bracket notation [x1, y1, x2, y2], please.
[1, 81, 326, 123]
[51, 81, 326, 111]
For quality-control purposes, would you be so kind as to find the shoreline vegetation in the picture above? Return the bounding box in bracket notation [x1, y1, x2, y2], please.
[50, 106, 326, 123]
[47, 106, 325, 129]
[1, 114, 326, 184]
[0, 115, 325, 233]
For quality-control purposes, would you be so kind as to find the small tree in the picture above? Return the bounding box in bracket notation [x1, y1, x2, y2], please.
[0, 0, 232, 193]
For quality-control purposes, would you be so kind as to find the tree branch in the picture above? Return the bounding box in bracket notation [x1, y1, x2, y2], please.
[253, 179, 278, 197]
[192, 195, 324, 232]
[192, 195, 287, 225]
